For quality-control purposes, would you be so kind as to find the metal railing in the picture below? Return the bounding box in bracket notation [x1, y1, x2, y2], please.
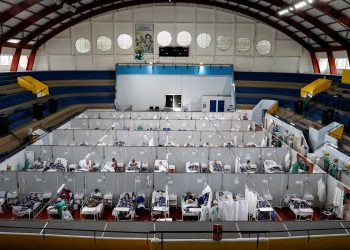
[0, 224, 349, 249]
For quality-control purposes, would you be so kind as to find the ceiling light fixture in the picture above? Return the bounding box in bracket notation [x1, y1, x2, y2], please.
[278, 0, 313, 16]
[49, 0, 76, 13]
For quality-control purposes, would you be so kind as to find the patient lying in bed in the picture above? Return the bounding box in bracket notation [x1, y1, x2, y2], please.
[86, 189, 103, 207]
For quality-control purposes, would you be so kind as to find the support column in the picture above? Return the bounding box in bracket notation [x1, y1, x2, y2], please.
[10, 48, 22, 72]
[26, 48, 37, 71]
[310, 51, 320, 74]
[327, 50, 337, 75]
[347, 49, 350, 66]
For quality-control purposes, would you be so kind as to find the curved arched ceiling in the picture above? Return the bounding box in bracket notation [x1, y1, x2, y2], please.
[0, 0, 349, 52]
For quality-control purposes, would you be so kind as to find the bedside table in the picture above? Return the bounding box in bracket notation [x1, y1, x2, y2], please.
[168, 194, 177, 209]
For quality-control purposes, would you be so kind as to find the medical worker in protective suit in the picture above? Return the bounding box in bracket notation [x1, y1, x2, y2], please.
[55, 197, 66, 219]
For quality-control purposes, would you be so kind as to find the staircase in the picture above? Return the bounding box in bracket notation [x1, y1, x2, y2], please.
[18, 76, 49, 98]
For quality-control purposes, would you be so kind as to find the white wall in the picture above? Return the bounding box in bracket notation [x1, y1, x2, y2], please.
[116, 75, 232, 111]
[26, 4, 312, 73]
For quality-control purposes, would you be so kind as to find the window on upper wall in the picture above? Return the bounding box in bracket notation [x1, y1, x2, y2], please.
[236, 38, 251, 53]
[75, 38, 91, 53]
[335, 58, 350, 69]
[318, 58, 329, 72]
[0, 55, 12, 66]
[97, 36, 112, 52]
[197, 33, 211, 49]
[117, 34, 132, 50]
[177, 31, 191, 46]
[256, 40, 271, 56]
[157, 31, 172, 46]
[216, 35, 232, 51]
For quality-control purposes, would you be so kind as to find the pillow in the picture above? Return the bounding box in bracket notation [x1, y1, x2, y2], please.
[198, 196, 205, 205]
[137, 196, 145, 203]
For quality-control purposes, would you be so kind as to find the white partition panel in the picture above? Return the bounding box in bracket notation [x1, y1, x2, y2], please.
[17, 172, 43, 195]
[243, 131, 265, 146]
[158, 131, 201, 146]
[166, 112, 192, 120]
[222, 174, 247, 195]
[90, 130, 108, 145]
[0, 171, 18, 191]
[201, 131, 226, 146]
[160, 120, 196, 130]
[85, 172, 109, 194]
[209, 148, 238, 168]
[224, 132, 244, 146]
[42, 171, 61, 194]
[124, 147, 157, 171]
[137, 112, 161, 120]
[207, 174, 224, 193]
[100, 111, 123, 119]
[237, 147, 261, 167]
[191, 112, 206, 120]
[196, 120, 231, 131]
[26, 145, 53, 161]
[275, 147, 290, 166]
[88, 146, 105, 164]
[52, 130, 74, 145]
[246, 174, 285, 207]
[231, 120, 251, 131]
[74, 130, 95, 145]
[261, 148, 278, 162]
[153, 173, 167, 190]
[124, 119, 160, 130]
[115, 130, 158, 146]
[52, 146, 74, 163]
[89, 119, 104, 130]
[205, 113, 224, 120]
[70, 118, 89, 129]
[104, 147, 127, 163]
[58, 172, 85, 194]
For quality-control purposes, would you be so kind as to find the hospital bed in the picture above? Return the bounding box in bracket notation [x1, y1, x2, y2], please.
[69, 160, 100, 172]
[209, 161, 223, 173]
[112, 193, 145, 220]
[0, 191, 6, 213]
[12, 192, 43, 219]
[223, 141, 235, 147]
[202, 142, 214, 147]
[47, 189, 74, 218]
[284, 194, 313, 220]
[46, 158, 68, 172]
[125, 161, 141, 173]
[151, 190, 169, 220]
[246, 142, 258, 147]
[154, 160, 168, 173]
[256, 197, 275, 221]
[100, 161, 124, 172]
[209, 161, 231, 173]
[27, 161, 47, 171]
[239, 163, 257, 173]
[81, 192, 104, 220]
[186, 162, 200, 173]
[263, 160, 283, 173]
[181, 193, 200, 220]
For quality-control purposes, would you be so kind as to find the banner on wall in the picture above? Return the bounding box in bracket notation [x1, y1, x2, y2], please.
[135, 23, 154, 60]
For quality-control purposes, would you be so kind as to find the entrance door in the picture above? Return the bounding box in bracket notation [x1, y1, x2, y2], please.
[210, 100, 216, 112]
[218, 100, 225, 112]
